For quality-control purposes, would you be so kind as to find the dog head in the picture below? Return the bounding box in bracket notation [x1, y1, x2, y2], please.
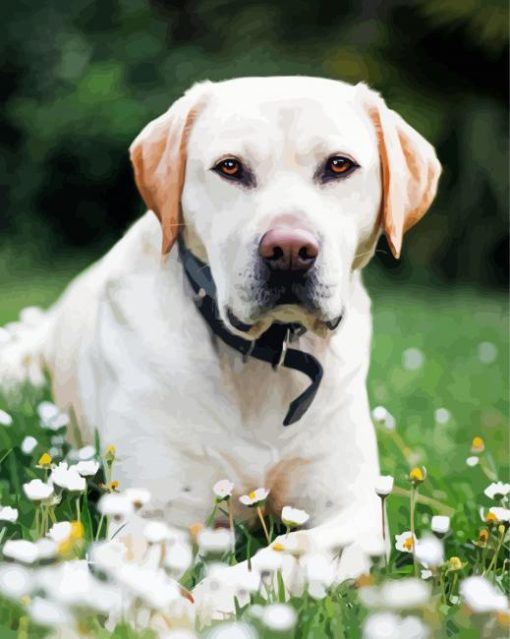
[130, 77, 441, 338]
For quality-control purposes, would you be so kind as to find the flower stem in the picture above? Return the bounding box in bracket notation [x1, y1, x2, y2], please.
[75, 496, 81, 522]
[380, 497, 388, 570]
[206, 505, 217, 528]
[17, 614, 28, 639]
[226, 500, 236, 562]
[256, 506, 271, 545]
[41, 505, 48, 536]
[484, 525, 506, 578]
[410, 486, 417, 576]
[34, 506, 41, 538]
[95, 514, 105, 541]
[439, 567, 447, 604]
[449, 572, 458, 604]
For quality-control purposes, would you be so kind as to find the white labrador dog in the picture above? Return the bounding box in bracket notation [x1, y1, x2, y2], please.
[1, 76, 440, 591]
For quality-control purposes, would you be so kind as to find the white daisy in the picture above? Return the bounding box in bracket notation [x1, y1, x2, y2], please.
[22, 479, 54, 502]
[89, 539, 127, 574]
[20, 436, 38, 455]
[488, 506, 510, 522]
[165, 540, 193, 577]
[78, 445, 96, 460]
[37, 401, 69, 431]
[205, 622, 257, 639]
[478, 341, 497, 364]
[198, 528, 233, 555]
[375, 475, 394, 497]
[362, 612, 401, 639]
[0, 564, 33, 599]
[213, 479, 234, 502]
[460, 576, 508, 613]
[484, 482, 510, 501]
[0, 506, 18, 522]
[262, 603, 297, 631]
[74, 460, 100, 477]
[116, 563, 180, 611]
[415, 535, 444, 568]
[124, 487, 151, 510]
[35, 539, 57, 561]
[360, 578, 431, 610]
[97, 494, 133, 521]
[250, 547, 284, 574]
[381, 579, 432, 609]
[47, 521, 73, 543]
[0, 409, 13, 427]
[466, 456, 479, 467]
[431, 515, 450, 535]
[371, 406, 396, 431]
[304, 552, 335, 587]
[402, 347, 424, 371]
[281, 505, 310, 528]
[37, 560, 120, 614]
[239, 487, 270, 507]
[434, 408, 450, 424]
[143, 521, 176, 544]
[27, 596, 72, 626]
[394, 531, 416, 553]
[399, 616, 430, 639]
[49, 462, 86, 492]
[3, 539, 39, 564]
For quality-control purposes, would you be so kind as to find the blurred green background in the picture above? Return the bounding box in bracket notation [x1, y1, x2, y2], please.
[0, 0, 508, 291]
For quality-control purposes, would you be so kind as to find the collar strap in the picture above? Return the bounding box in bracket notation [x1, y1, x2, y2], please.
[177, 237, 323, 426]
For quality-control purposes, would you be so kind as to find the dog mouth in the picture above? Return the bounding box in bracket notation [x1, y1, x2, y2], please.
[226, 283, 343, 335]
[226, 305, 343, 336]
[226, 265, 343, 336]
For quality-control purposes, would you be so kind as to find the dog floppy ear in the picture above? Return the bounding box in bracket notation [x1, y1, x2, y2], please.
[358, 84, 442, 258]
[129, 84, 209, 254]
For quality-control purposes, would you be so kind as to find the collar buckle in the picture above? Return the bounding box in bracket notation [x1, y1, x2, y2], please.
[273, 327, 291, 370]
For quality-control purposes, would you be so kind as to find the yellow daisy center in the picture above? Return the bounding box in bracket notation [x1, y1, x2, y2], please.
[486, 512, 498, 523]
[189, 522, 204, 539]
[409, 467, 424, 482]
[448, 556, 462, 571]
[70, 521, 84, 540]
[403, 536, 414, 551]
[355, 574, 374, 588]
[479, 528, 489, 542]
[38, 452, 52, 467]
[497, 610, 510, 628]
[471, 436, 484, 452]
[248, 491, 257, 500]
[272, 543, 285, 552]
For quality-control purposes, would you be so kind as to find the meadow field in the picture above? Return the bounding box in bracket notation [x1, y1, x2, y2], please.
[0, 265, 508, 638]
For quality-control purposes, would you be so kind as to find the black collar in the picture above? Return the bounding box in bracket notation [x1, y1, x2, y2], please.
[177, 236, 323, 426]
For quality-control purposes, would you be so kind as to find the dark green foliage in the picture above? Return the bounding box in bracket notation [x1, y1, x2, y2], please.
[0, 1, 507, 286]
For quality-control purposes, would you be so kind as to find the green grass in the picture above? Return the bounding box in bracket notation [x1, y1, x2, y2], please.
[0, 265, 508, 638]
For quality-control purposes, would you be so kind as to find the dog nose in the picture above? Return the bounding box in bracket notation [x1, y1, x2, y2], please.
[259, 228, 319, 272]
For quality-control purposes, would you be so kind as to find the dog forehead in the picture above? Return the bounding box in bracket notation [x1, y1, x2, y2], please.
[189, 76, 375, 158]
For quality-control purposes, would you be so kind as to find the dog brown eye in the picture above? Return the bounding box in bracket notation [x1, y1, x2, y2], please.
[217, 158, 242, 177]
[328, 156, 353, 174]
